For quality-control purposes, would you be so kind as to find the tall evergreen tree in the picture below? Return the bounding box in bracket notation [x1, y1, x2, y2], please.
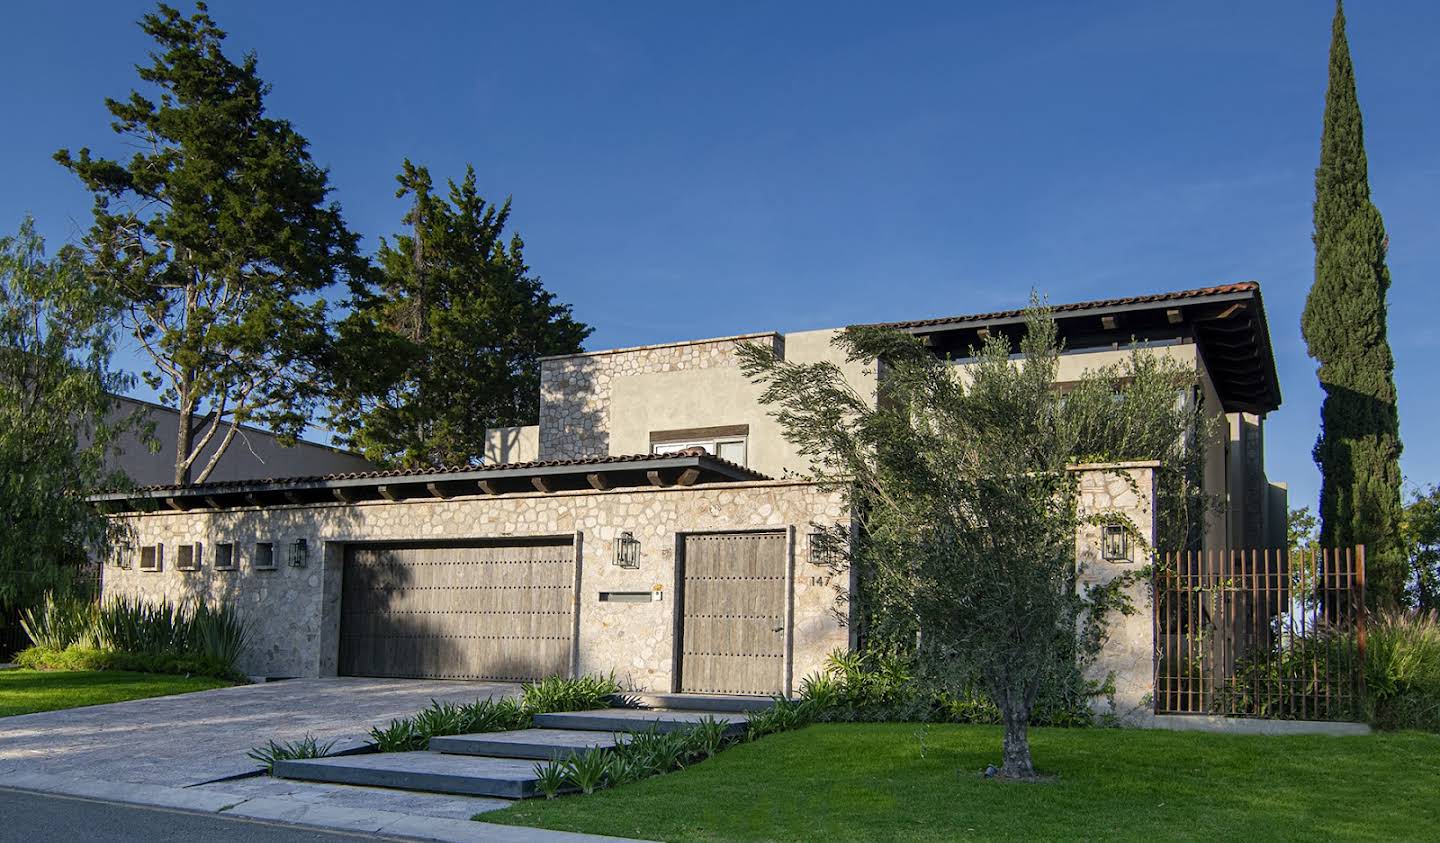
[57, 3, 365, 485]
[1301, 1, 1404, 608]
[329, 162, 590, 467]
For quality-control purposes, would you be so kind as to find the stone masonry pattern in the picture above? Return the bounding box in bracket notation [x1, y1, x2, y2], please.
[104, 480, 849, 691]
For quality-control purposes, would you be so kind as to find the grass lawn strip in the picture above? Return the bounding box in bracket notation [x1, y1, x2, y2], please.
[481, 722, 1440, 842]
[0, 669, 232, 717]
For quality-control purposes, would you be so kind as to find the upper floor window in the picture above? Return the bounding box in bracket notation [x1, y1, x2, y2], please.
[650, 425, 749, 466]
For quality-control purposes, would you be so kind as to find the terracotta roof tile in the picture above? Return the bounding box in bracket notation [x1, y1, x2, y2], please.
[870, 282, 1261, 330]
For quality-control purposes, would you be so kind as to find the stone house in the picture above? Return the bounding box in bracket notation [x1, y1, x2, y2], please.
[93, 282, 1283, 704]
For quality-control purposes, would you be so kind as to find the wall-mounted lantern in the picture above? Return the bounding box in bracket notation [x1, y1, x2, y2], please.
[614, 531, 641, 569]
[1102, 524, 1128, 561]
[288, 538, 309, 568]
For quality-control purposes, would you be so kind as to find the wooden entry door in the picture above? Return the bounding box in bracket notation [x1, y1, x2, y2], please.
[339, 540, 574, 681]
[678, 531, 787, 695]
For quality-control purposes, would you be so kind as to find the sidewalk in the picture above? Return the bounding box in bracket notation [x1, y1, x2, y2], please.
[0, 771, 649, 843]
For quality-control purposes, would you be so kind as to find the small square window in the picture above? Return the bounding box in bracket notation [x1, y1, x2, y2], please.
[139, 545, 163, 572]
[214, 543, 236, 571]
[253, 542, 276, 571]
[176, 543, 202, 572]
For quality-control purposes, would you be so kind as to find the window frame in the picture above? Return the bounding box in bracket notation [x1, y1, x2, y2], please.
[139, 544, 163, 573]
[253, 541, 277, 571]
[176, 542, 202, 572]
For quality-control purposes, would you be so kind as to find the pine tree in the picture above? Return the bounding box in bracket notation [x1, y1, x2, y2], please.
[1301, 1, 1405, 609]
[329, 162, 590, 467]
[56, 3, 365, 485]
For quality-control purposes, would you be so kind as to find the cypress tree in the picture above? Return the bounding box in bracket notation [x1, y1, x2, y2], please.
[1301, 1, 1405, 609]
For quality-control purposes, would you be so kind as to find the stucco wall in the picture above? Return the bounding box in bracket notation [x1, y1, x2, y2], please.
[483, 425, 539, 465]
[103, 480, 851, 691]
[539, 329, 879, 479]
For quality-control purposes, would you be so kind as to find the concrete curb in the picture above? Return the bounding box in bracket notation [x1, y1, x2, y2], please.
[0, 772, 648, 842]
[1150, 714, 1373, 736]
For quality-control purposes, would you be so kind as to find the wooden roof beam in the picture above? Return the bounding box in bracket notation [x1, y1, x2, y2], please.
[586, 473, 612, 491]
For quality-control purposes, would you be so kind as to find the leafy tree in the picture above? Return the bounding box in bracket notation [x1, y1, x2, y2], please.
[1301, 0, 1404, 608]
[1289, 506, 1320, 553]
[56, 2, 365, 485]
[0, 219, 130, 618]
[1401, 486, 1440, 612]
[329, 161, 590, 467]
[739, 306, 1208, 779]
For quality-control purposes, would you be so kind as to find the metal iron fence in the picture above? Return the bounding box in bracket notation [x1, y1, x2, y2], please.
[1153, 547, 1366, 721]
[0, 564, 104, 659]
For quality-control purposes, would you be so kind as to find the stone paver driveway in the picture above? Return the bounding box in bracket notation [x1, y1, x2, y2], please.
[0, 677, 517, 787]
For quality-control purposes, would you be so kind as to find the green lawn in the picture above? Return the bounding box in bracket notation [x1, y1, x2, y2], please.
[0, 669, 232, 717]
[482, 723, 1440, 842]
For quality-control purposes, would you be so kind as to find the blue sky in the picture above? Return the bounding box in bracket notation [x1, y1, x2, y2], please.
[3, 1, 1437, 514]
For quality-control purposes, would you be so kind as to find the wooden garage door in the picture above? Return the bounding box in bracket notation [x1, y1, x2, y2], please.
[679, 532, 787, 696]
[338, 540, 574, 681]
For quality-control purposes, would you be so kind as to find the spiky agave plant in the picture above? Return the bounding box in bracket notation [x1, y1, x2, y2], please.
[18, 592, 98, 650]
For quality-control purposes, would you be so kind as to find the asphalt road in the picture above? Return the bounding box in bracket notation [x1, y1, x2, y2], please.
[0, 788, 397, 842]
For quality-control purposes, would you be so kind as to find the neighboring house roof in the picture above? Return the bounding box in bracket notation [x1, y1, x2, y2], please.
[107, 394, 376, 486]
[91, 452, 769, 513]
[868, 282, 1281, 415]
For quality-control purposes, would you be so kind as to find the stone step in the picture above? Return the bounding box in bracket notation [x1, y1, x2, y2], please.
[612, 692, 777, 713]
[273, 752, 542, 799]
[532, 708, 750, 736]
[428, 728, 632, 761]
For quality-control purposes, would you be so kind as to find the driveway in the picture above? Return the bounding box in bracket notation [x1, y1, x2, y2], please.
[0, 677, 517, 787]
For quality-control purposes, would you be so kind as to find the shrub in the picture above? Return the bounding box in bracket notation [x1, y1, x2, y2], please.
[616, 727, 692, 775]
[14, 643, 241, 680]
[19, 593, 97, 650]
[15, 592, 251, 680]
[1366, 609, 1440, 732]
[685, 716, 731, 759]
[745, 697, 815, 740]
[562, 747, 610, 794]
[93, 596, 190, 655]
[369, 717, 425, 753]
[520, 674, 619, 714]
[191, 600, 250, 668]
[533, 760, 567, 799]
[796, 648, 1092, 727]
[247, 734, 337, 774]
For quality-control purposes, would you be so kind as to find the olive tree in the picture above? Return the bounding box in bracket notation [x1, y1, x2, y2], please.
[738, 304, 1215, 779]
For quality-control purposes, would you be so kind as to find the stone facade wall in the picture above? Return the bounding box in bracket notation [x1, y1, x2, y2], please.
[537, 334, 782, 460]
[104, 480, 850, 691]
[1073, 461, 1159, 726]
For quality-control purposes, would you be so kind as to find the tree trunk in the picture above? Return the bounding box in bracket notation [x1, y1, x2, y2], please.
[1000, 701, 1036, 779]
[174, 387, 194, 486]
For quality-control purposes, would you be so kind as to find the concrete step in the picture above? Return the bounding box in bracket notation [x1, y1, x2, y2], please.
[612, 692, 777, 713]
[273, 752, 543, 799]
[428, 728, 632, 761]
[532, 708, 750, 736]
